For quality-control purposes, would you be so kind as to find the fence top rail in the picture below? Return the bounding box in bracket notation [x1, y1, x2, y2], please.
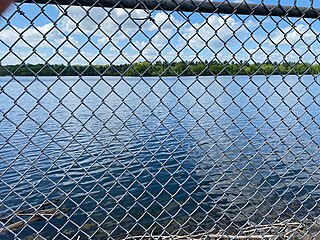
[16, 0, 320, 19]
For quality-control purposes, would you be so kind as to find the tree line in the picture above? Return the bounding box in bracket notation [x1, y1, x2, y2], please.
[1, 61, 319, 76]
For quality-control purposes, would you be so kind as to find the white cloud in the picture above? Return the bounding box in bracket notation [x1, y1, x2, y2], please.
[146, 12, 183, 32]
[58, 7, 149, 37]
[248, 22, 320, 63]
[1, 4, 320, 65]
[0, 23, 52, 48]
[271, 24, 317, 46]
[0, 23, 80, 52]
[180, 15, 243, 52]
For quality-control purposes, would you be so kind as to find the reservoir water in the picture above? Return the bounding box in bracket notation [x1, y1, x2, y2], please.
[1, 75, 320, 239]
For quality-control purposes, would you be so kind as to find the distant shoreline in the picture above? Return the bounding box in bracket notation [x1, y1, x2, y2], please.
[0, 61, 318, 76]
[0, 74, 315, 78]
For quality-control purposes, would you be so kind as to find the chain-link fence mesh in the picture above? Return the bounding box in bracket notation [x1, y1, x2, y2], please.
[1, 0, 320, 239]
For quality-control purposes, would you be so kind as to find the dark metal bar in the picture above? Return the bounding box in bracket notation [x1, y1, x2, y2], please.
[17, 0, 320, 18]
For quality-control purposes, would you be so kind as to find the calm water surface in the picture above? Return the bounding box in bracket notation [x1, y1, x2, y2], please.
[1, 75, 320, 239]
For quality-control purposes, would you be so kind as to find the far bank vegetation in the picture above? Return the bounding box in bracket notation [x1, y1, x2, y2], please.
[1, 61, 318, 76]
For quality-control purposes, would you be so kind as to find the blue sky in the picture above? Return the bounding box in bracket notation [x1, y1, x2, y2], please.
[0, 0, 319, 65]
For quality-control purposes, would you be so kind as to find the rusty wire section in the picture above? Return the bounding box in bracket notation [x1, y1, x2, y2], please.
[1, 0, 320, 239]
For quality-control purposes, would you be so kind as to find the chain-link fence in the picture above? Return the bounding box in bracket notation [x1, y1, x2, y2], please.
[1, 0, 320, 239]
